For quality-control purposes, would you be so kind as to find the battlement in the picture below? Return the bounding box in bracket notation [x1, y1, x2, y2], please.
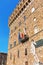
[8, 0, 31, 26]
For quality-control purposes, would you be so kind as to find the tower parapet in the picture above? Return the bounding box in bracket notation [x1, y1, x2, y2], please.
[8, 0, 31, 26]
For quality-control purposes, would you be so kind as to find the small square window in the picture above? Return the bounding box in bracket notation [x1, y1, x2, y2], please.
[10, 44, 12, 49]
[24, 16, 26, 21]
[14, 41, 16, 46]
[31, 7, 35, 13]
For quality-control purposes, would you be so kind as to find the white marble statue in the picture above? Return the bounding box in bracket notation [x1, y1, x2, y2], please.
[30, 39, 39, 65]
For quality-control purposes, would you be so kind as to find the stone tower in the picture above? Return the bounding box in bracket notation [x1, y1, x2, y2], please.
[7, 0, 43, 65]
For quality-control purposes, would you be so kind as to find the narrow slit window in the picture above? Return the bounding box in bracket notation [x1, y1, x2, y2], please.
[25, 48, 27, 55]
[25, 61, 28, 65]
[18, 50, 19, 58]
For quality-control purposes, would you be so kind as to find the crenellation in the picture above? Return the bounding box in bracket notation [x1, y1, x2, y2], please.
[8, 0, 43, 27]
[9, 0, 31, 26]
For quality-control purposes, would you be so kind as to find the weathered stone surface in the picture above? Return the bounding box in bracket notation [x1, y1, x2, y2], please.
[7, 0, 43, 65]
